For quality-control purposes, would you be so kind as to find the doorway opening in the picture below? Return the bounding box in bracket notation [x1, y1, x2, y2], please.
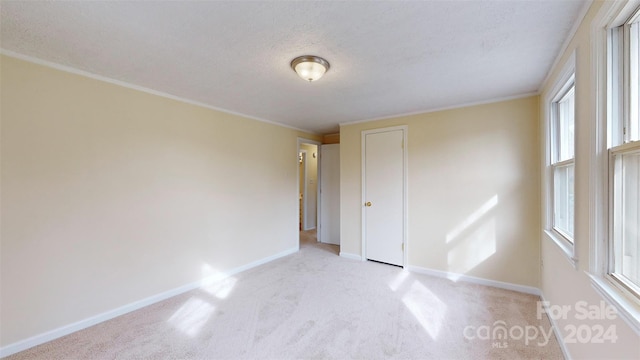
[298, 139, 320, 247]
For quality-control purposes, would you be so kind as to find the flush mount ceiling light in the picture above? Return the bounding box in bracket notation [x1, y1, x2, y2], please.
[290, 55, 330, 82]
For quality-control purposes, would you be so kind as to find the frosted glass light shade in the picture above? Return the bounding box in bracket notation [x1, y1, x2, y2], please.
[291, 55, 330, 82]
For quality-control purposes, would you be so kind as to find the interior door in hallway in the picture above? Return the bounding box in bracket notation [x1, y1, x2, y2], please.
[362, 126, 406, 266]
[319, 144, 340, 245]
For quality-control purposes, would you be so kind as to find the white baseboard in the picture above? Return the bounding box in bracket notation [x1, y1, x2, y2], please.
[539, 293, 572, 360]
[406, 265, 541, 296]
[339, 252, 362, 261]
[0, 246, 298, 358]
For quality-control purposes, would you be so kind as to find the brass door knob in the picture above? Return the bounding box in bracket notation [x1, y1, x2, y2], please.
[365, 201, 372, 207]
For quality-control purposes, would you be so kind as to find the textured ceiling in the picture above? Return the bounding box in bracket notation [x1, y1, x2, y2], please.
[1, 1, 588, 134]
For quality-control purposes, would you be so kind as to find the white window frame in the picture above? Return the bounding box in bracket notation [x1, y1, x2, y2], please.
[589, 0, 640, 336]
[543, 52, 577, 268]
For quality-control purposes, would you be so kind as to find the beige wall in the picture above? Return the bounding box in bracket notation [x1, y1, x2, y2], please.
[0, 55, 319, 347]
[340, 96, 541, 287]
[539, 1, 640, 358]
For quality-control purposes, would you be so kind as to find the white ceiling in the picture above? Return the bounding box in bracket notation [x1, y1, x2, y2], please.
[1, 0, 588, 134]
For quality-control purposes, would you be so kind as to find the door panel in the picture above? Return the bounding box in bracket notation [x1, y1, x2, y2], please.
[364, 129, 404, 266]
[299, 152, 304, 230]
[320, 144, 340, 245]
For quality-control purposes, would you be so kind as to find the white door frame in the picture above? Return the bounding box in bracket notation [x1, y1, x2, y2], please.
[299, 149, 308, 230]
[297, 138, 322, 240]
[361, 125, 408, 268]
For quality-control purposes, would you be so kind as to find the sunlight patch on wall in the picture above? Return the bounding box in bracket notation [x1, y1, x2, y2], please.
[447, 217, 496, 279]
[445, 195, 498, 280]
[168, 297, 215, 337]
[446, 195, 498, 244]
[402, 281, 447, 339]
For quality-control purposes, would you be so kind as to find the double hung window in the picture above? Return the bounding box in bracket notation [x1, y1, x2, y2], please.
[608, 8, 640, 299]
[551, 81, 576, 243]
[546, 63, 576, 263]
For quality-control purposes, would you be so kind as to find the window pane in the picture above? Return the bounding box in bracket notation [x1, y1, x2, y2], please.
[609, 26, 624, 147]
[553, 163, 574, 239]
[558, 87, 575, 161]
[630, 21, 639, 141]
[614, 151, 640, 287]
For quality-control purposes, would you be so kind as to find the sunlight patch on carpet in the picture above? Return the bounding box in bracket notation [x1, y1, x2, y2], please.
[199, 263, 238, 299]
[203, 277, 237, 299]
[402, 281, 447, 340]
[388, 270, 410, 292]
[168, 297, 215, 337]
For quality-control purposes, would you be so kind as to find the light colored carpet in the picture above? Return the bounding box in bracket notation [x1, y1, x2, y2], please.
[7, 230, 562, 359]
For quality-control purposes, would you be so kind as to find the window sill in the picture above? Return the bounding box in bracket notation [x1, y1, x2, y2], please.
[544, 229, 578, 269]
[587, 272, 640, 336]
